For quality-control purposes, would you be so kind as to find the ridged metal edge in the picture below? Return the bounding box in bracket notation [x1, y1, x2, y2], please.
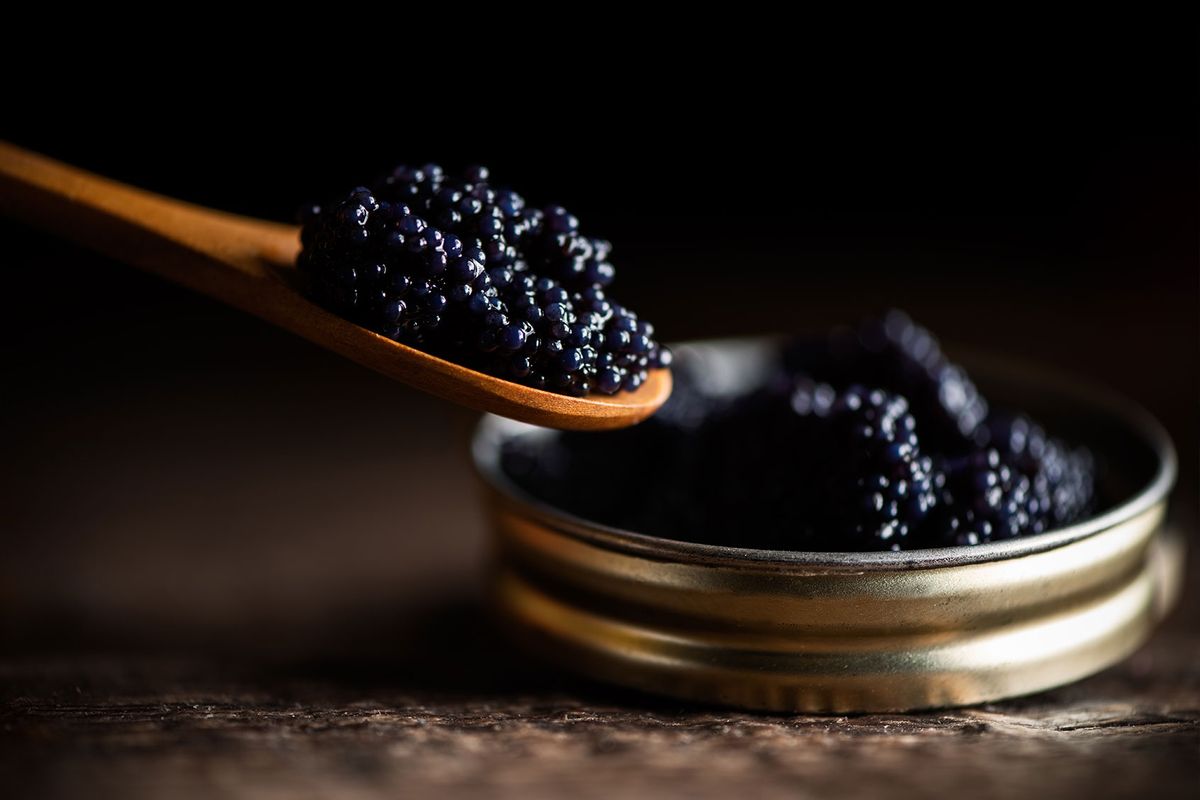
[472, 347, 1177, 570]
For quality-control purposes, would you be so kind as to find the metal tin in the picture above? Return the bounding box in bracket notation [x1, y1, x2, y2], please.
[472, 341, 1181, 712]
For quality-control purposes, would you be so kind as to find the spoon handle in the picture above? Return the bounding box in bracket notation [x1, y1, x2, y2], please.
[0, 141, 300, 307]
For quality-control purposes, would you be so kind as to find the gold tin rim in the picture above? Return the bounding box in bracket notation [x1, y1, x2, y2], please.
[472, 342, 1181, 712]
[474, 346, 1176, 570]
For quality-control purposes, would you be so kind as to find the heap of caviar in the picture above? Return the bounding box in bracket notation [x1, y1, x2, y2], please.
[783, 311, 989, 453]
[298, 165, 669, 396]
[502, 312, 1095, 551]
[692, 380, 941, 550]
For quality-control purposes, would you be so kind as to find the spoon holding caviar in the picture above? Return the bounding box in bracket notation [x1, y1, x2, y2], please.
[0, 142, 671, 430]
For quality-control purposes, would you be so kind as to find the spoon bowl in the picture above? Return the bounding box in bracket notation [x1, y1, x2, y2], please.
[0, 142, 671, 430]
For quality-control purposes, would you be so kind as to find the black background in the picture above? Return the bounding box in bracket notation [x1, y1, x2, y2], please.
[6, 41, 1195, 441]
[6, 34, 1194, 312]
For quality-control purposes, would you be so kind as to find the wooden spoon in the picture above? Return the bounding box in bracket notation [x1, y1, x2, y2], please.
[0, 142, 671, 430]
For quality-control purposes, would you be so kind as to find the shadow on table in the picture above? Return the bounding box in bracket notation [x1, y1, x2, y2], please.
[256, 593, 684, 711]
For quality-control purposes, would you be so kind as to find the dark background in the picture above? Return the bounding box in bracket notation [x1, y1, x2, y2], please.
[1, 37, 1196, 654]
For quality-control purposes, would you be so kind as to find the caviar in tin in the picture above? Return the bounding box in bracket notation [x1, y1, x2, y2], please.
[502, 312, 1095, 551]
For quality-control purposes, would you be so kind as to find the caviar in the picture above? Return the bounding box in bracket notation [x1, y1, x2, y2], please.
[503, 313, 1096, 551]
[297, 166, 668, 396]
[783, 309, 988, 452]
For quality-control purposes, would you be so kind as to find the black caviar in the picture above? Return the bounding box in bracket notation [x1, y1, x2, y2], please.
[502, 311, 1095, 551]
[297, 165, 668, 397]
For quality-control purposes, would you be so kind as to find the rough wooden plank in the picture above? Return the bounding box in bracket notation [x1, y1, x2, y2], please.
[3, 619, 1196, 800]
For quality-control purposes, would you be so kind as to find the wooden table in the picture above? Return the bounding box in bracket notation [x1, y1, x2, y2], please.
[2, 236, 1196, 798]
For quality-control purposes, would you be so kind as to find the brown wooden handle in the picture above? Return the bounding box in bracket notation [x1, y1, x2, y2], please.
[0, 141, 300, 308]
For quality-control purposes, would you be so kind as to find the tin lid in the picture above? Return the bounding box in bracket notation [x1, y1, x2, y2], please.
[473, 346, 1181, 712]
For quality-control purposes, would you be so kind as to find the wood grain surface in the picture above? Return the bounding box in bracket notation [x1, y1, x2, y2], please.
[3, 611, 1197, 799]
